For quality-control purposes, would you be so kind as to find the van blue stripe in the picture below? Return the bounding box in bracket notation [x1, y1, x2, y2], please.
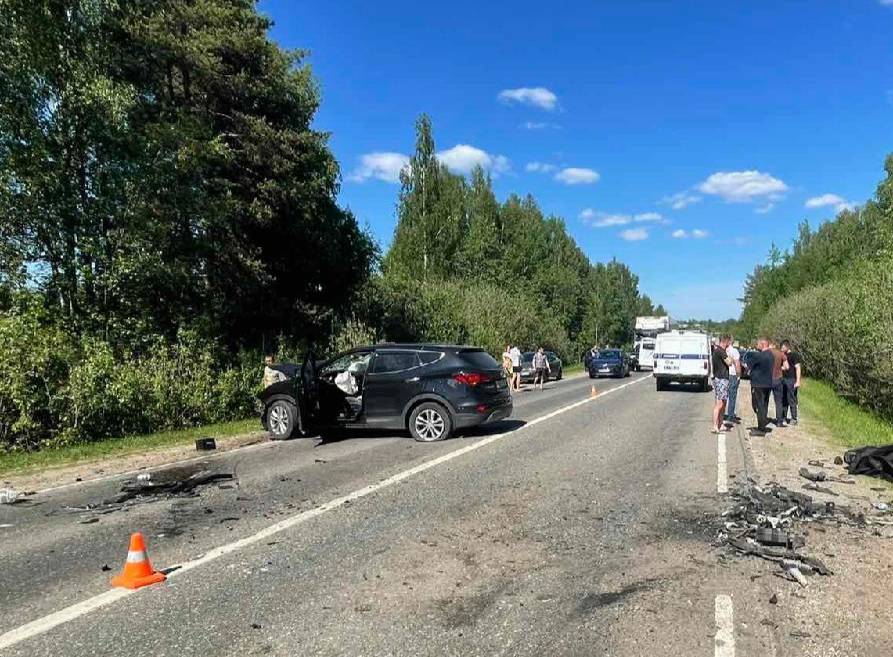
[655, 354, 707, 359]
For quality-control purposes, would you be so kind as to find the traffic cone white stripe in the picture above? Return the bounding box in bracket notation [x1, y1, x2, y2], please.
[126, 550, 147, 564]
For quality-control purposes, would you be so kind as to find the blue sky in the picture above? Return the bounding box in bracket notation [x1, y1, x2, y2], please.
[261, 0, 893, 319]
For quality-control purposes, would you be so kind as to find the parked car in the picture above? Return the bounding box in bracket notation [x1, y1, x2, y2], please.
[259, 344, 513, 443]
[519, 351, 563, 383]
[588, 349, 631, 378]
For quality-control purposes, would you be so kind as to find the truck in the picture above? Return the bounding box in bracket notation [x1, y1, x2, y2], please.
[633, 316, 670, 371]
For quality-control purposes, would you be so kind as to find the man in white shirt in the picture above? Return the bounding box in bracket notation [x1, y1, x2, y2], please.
[509, 345, 523, 391]
[724, 340, 742, 424]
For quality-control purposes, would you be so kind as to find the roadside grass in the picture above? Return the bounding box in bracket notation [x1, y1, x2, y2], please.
[564, 362, 584, 375]
[801, 378, 893, 449]
[0, 417, 260, 478]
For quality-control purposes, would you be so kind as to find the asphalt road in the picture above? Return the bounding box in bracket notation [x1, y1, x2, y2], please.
[0, 372, 747, 656]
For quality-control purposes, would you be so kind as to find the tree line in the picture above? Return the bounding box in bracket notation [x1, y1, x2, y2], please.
[738, 155, 893, 420]
[0, 1, 659, 451]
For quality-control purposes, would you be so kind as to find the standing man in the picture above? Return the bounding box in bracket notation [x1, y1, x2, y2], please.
[532, 347, 551, 391]
[769, 340, 787, 428]
[748, 338, 775, 436]
[509, 344, 523, 391]
[725, 338, 742, 425]
[780, 340, 802, 425]
[711, 335, 731, 433]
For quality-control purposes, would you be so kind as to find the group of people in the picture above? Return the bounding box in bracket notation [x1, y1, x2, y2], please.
[711, 336, 802, 436]
[502, 344, 552, 391]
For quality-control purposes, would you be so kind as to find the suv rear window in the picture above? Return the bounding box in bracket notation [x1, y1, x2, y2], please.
[372, 352, 419, 374]
[458, 349, 500, 369]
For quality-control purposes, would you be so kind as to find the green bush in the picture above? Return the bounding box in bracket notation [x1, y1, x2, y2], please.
[761, 256, 893, 420]
[0, 307, 264, 452]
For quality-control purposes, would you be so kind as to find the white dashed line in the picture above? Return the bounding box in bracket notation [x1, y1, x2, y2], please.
[714, 594, 735, 657]
[0, 375, 649, 651]
[717, 432, 728, 494]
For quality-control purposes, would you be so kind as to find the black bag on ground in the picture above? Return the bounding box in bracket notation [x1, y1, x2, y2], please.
[844, 444, 893, 481]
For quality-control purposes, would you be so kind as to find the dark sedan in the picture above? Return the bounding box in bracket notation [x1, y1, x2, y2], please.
[259, 344, 513, 442]
[588, 349, 631, 378]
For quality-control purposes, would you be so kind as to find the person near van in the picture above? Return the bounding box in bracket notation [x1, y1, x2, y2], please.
[724, 339, 742, 425]
[769, 340, 787, 427]
[780, 340, 802, 425]
[711, 336, 731, 433]
[532, 347, 551, 391]
[509, 344, 523, 391]
[263, 354, 287, 388]
[748, 338, 775, 436]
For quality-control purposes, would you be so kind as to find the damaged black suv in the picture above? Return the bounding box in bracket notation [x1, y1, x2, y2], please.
[259, 344, 513, 442]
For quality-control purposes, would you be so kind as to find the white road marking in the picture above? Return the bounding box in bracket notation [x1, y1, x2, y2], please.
[0, 375, 649, 651]
[714, 594, 735, 657]
[716, 432, 728, 494]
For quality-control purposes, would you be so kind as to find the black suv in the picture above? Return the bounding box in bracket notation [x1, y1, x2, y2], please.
[260, 344, 513, 442]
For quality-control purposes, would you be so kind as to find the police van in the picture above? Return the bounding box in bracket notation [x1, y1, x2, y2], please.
[653, 330, 712, 392]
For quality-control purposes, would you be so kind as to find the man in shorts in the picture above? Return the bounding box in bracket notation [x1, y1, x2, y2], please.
[509, 344, 523, 391]
[711, 335, 732, 433]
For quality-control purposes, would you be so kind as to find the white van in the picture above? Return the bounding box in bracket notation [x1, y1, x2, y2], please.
[634, 337, 657, 371]
[653, 330, 712, 391]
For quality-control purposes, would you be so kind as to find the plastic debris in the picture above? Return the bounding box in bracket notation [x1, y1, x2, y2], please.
[799, 467, 827, 482]
[195, 437, 217, 451]
[0, 488, 19, 504]
[136, 473, 152, 482]
[802, 482, 839, 496]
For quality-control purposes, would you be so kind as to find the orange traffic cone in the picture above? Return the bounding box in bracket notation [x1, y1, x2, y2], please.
[590, 385, 598, 398]
[111, 532, 166, 589]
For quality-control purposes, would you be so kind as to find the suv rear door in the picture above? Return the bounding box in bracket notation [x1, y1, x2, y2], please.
[363, 349, 424, 424]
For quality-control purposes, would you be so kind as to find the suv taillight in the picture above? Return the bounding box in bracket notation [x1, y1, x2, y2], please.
[453, 372, 492, 387]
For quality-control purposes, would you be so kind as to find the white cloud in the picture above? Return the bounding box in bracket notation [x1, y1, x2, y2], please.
[521, 121, 561, 130]
[526, 161, 557, 173]
[583, 210, 665, 228]
[348, 152, 410, 183]
[436, 144, 511, 176]
[881, 0, 893, 6]
[671, 228, 708, 239]
[691, 229, 709, 238]
[498, 87, 559, 111]
[620, 228, 649, 241]
[672, 229, 687, 239]
[698, 170, 788, 203]
[661, 192, 702, 210]
[805, 193, 853, 212]
[755, 203, 775, 214]
[554, 167, 600, 185]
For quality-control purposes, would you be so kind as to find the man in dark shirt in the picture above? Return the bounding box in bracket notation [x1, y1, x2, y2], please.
[769, 340, 787, 427]
[711, 336, 731, 433]
[781, 340, 802, 425]
[748, 337, 775, 436]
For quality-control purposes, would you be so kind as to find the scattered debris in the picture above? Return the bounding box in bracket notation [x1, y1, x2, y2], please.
[802, 482, 839, 496]
[844, 444, 893, 481]
[872, 502, 889, 512]
[798, 467, 827, 482]
[314, 458, 327, 464]
[250, 623, 262, 630]
[136, 473, 152, 482]
[807, 460, 825, 467]
[0, 488, 20, 504]
[79, 517, 99, 524]
[720, 481, 837, 585]
[769, 593, 778, 604]
[101, 564, 111, 572]
[0, 523, 14, 528]
[195, 437, 217, 451]
[834, 456, 844, 465]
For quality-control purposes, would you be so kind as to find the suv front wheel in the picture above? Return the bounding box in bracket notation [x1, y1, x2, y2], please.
[409, 402, 453, 442]
[266, 399, 299, 440]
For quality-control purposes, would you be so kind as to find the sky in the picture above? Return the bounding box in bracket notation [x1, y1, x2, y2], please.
[260, 0, 893, 319]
